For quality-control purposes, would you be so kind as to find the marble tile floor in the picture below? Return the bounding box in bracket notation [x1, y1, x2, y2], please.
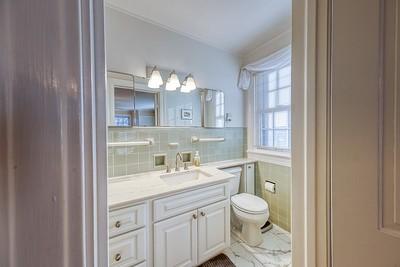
[223, 225, 292, 267]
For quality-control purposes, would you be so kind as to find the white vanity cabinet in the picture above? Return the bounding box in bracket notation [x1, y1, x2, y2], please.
[197, 199, 230, 263]
[153, 199, 230, 267]
[109, 203, 148, 267]
[109, 229, 146, 267]
[109, 204, 147, 238]
[109, 181, 231, 267]
[154, 210, 198, 267]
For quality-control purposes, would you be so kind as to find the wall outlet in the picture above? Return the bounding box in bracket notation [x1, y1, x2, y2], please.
[153, 154, 166, 167]
[181, 151, 192, 163]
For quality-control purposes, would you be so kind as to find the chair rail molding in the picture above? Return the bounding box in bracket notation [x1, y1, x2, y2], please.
[247, 149, 291, 167]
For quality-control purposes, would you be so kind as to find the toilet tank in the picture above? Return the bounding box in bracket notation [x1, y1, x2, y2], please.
[220, 167, 242, 195]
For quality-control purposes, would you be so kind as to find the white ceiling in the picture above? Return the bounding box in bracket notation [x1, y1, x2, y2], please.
[105, 0, 291, 56]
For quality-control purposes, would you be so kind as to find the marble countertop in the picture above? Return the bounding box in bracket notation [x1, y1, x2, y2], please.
[108, 166, 235, 210]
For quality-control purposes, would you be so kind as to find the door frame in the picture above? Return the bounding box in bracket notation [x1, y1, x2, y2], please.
[90, 0, 333, 266]
[292, 0, 331, 266]
[80, 0, 108, 266]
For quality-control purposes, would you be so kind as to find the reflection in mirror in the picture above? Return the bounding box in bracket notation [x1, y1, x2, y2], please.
[107, 71, 224, 128]
[107, 71, 134, 127]
[114, 88, 135, 126]
[161, 89, 201, 127]
[107, 72, 160, 127]
[131, 76, 159, 127]
[201, 89, 225, 128]
[132, 76, 202, 127]
[134, 91, 158, 126]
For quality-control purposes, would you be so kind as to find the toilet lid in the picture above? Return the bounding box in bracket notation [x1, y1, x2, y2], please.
[231, 193, 268, 214]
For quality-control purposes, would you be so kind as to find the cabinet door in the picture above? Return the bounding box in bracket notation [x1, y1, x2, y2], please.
[154, 210, 198, 267]
[198, 200, 230, 264]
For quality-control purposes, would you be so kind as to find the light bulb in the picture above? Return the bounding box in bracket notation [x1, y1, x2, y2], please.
[185, 74, 196, 91]
[169, 71, 180, 88]
[165, 71, 180, 91]
[148, 66, 163, 88]
[165, 78, 177, 91]
[180, 80, 191, 93]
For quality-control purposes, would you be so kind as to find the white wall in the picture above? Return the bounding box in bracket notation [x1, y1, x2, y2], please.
[105, 7, 245, 127]
[241, 29, 292, 65]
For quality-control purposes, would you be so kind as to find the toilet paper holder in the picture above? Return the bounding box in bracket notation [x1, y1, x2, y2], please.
[265, 180, 276, 193]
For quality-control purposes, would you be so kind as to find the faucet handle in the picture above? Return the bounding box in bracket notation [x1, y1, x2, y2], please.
[166, 164, 171, 173]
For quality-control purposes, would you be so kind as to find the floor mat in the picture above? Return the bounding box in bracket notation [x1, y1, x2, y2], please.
[199, 254, 236, 267]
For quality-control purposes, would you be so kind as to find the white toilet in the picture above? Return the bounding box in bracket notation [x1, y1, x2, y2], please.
[223, 166, 269, 246]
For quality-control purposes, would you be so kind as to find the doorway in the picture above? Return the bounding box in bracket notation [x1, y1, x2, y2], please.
[99, 1, 321, 267]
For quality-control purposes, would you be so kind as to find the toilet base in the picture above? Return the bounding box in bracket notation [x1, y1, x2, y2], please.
[242, 223, 263, 246]
[230, 194, 269, 247]
[231, 223, 263, 247]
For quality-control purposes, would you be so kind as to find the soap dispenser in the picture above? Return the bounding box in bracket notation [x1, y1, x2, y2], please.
[193, 151, 201, 167]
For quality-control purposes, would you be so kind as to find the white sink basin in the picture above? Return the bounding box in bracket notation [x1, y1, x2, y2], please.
[160, 169, 212, 185]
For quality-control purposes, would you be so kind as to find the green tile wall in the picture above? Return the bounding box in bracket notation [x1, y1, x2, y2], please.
[107, 127, 247, 177]
[255, 161, 292, 232]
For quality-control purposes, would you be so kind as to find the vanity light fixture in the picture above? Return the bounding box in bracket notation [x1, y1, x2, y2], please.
[180, 74, 196, 93]
[165, 71, 180, 91]
[148, 66, 163, 88]
[185, 74, 196, 91]
[180, 80, 191, 93]
[165, 79, 176, 91]
[169, 71, 181, 88]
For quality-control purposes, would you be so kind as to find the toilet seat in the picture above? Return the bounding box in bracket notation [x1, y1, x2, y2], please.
[231, 193, 268, 215]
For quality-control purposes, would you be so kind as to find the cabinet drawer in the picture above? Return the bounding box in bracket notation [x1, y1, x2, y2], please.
[153, 183, 229, 222]
[109, 204, 147, 237]
[109, 228, 146, 267]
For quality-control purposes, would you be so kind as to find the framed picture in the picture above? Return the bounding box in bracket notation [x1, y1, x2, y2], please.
[181, 109, 193, 120]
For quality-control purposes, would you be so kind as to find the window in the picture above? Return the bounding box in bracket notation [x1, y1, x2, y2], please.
[114, 114, 131, 126]
[255, 64, 291, 151]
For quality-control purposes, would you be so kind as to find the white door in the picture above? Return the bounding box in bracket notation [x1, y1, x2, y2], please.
[198, 200, 230, 264]
[154, 210, 198, 267]
[331, 0, 400, 265]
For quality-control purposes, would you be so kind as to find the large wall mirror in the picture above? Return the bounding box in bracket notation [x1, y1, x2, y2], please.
[201, 89, 225, 128]
[107, 70, 225, 128]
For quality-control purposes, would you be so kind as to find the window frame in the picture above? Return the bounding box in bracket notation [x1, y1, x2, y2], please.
[254, 64, 292, 152]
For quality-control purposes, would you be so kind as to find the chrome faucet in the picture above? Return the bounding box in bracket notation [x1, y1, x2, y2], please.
[175, 152, 183, 171]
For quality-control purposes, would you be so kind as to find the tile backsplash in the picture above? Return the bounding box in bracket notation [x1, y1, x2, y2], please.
[107, 127, 246, 177]
[255, 162, 292, 232]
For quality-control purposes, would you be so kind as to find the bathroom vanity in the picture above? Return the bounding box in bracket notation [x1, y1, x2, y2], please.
[108, 166, 234, 267]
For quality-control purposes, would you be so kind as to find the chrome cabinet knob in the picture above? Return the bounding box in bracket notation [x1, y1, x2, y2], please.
[200, 211, 206, 216]
[115, 253, 122, 262]
[115, 221, 121, 228]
